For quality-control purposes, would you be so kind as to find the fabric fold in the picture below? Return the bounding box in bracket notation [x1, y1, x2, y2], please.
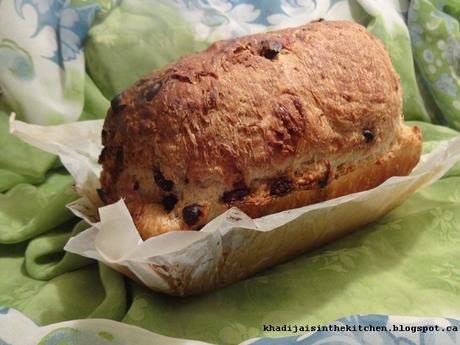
[24, 220, 93, 280]
[0, 169, 77, 244]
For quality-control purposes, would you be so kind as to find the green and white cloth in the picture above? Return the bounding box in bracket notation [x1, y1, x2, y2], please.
[408, 0, 460, 129]
[3, 307, 460, 345]
[1, 0, 460, 344]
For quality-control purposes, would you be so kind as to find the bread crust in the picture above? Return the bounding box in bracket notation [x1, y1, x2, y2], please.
[99, 20, 422, 239]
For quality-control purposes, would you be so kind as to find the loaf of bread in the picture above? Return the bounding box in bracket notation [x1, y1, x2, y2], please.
[98, 20, 422, 239]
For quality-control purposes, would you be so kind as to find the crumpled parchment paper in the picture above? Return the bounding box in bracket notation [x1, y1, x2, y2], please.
[10, 114, 460, 296]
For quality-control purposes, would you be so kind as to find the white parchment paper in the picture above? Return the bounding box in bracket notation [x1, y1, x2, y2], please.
[10, 114, 460, 296]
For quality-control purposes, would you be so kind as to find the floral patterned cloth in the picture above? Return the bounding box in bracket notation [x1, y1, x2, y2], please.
[408, 0, 460, 130]
[0, 0, 101, 125]
[1, 1, 460, 345]
[2, 307, 460, 344]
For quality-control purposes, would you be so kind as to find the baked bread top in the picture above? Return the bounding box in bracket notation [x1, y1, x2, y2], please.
[99, 20, 420, 238]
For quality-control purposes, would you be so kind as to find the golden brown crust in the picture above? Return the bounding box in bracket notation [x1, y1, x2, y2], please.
[236, 125, 422, 218]
[99, 20, 422, 239]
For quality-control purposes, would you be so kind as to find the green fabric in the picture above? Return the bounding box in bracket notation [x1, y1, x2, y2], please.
[79, 73, 110, 121]
[0, 240, 126, 325]
[409, 0, 460, 129]
[0, 112, 57, 191]
[415, 120, 460, 177]
[357, 0, 431, 122]
[25, 220, 93, 280]
[85, 0, 207, 99]
[0, 169, 78, 244]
